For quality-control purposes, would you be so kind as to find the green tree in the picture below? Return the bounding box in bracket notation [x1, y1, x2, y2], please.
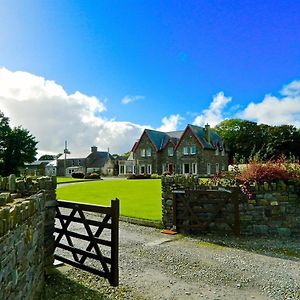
[214, 119, 263, 163]
[0, 111, 37, 176]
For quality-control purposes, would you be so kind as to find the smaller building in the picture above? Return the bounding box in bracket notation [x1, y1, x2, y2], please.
[56, 146, 116, 177]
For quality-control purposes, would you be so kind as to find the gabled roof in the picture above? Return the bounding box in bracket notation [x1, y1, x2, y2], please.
[145, 129, 170, 151]
[86, 151, 114, 168]
[175, 124, 225, 150]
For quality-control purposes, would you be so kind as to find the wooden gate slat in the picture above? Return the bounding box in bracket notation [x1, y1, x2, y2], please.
[54, 198, 119, 287]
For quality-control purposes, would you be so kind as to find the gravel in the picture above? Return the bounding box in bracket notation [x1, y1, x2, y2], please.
[47, 219, 300, 300]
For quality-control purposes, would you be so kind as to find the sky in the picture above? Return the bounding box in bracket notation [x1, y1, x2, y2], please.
[0, 0, 300, 157]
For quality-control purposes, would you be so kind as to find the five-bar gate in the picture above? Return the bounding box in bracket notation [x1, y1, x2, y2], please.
[54, 199, 119, 286]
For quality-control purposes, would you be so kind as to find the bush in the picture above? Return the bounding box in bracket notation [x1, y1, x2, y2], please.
[84, 173, 101, 179]
[71, 172, 85, 179]
[150, 173, 161, 179]
[127, 174, 151, 180]
[237, 161, 297, 184]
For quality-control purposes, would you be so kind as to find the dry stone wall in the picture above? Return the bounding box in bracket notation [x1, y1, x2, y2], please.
[162, 175, 300, 236]
[0, 175, 56, 300]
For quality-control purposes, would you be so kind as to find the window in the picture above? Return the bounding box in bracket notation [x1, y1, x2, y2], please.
[221, 164, 225, 171]
[140, 165, 146, 174]
[215, 148, 219, 156]
[147, 164, 152, 174]
[216, 163, 219, 174]
[207, 163, 211, 175]
[133, 165, 136, 174]
[190, 145, 196, 155]
[146, 148, 151, 157]
[72, 159, 75, 166]
[168, 147, 174, 157]
[162, 163, 167, 173]
[183, 147, 189, 155]
[141, 149, 146, 157]
[221, 149, 225, 156]
[183, 163, 190, 174]
[120, 165, 125, 174]
[78, 160, 81, 166]
[192, 163, 197, 174]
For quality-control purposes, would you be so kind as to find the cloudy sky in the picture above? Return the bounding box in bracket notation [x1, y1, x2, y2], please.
[0, 1, 300, 157]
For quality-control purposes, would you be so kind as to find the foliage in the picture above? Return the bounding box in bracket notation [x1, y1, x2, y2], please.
[0, 111, 37, 176]
[127, 174, 151, 179]
[215, 118, 300, 163]
[150, 173, 161, 179]
[84, 172, 101, 179]
[57, 179, 162, 221]
[38, 154, 55, 160]
[71, 172, 85, 179]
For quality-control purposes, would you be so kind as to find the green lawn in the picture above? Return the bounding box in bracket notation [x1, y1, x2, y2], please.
[57, 179, 162, 221]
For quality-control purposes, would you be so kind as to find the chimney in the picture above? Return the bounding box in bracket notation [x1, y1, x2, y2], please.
[91, 146, 98, 153]
[205, 124, 211, 144]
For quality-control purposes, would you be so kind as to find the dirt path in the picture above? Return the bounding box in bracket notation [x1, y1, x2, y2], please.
[53, 218, 300, 300]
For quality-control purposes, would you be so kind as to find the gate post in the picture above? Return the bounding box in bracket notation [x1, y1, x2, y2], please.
[110, 198, 119, 287]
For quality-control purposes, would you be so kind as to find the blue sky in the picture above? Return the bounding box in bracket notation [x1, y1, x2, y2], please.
[0, 0, 300, 155]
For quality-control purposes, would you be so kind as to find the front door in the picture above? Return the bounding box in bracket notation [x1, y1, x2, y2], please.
[168, 164, 173, 174]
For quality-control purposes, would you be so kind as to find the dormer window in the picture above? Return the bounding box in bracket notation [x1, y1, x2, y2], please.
[141, 149, 146, 157]
[183, 147, 189, 155]
[146, 148, 151, 157]
[168, 147, 174, 157]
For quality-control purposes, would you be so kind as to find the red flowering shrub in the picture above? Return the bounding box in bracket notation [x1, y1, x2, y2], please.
[237, 161, 295, 184]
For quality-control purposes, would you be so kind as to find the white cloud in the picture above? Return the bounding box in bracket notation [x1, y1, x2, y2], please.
[157, 114, 183, 132]
[240, 80, 300, 127]
[121, 95, 144, 105]
[0, 67, 147, 157]
[193, 92, 232, 127]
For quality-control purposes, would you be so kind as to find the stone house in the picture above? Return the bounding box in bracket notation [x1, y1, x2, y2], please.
[132, 124, 229, 176]
[56, 146, 116, 177]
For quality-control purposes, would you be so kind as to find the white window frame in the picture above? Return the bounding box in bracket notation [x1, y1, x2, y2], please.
[183, 163, 190, 174]
[168, 147, 174, 157]
[192, 163, 197, 174]
[141, 149, 146, 157]
[190, 145, 196, 155]
[147, 164, 152, 174]
[221, 149, 225, 156]
[207, 163, 211, 175]
[183, 147, 189, 155]
[146, 148, 151, 157]
[221, 164, 225, 171]
[162, 163, 167, 173]
[215, 148, 219, 156]
[216, 163, 219, 174]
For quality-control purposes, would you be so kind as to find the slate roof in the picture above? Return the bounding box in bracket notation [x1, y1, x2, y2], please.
[145, 129, 170, 151]
[86, 151, 114, 168]
[188, 124, 225, 150]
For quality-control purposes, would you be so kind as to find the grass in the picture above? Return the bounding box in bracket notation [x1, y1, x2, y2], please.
[57, 179, 162, 221]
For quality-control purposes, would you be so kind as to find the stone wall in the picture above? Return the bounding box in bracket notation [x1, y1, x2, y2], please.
[162, 175, 300, 236]
[0, 175, 56, 300]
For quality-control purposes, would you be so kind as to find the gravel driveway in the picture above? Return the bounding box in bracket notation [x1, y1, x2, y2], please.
[53, 215, 300, 300]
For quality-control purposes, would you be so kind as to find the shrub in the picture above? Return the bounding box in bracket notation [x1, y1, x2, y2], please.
[84, 173, 101, 179]
[71, 172, 85, 179]
[237, 161, 297, 184]
[150, 173, 161, 179]
[127, 174, 151, 180]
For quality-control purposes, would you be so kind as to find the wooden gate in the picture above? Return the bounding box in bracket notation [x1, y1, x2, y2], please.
[54, 199, 119, 286]
[173, 189, 240, 236]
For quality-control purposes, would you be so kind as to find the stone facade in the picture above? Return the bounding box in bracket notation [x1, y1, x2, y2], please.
[133, 124, 229, 176]
[175, 126, 228, 176]
[0, 175, 56, 300]
[162, 175, 300, 236]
